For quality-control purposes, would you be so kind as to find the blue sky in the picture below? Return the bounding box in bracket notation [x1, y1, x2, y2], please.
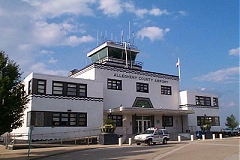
[0, 0, 239, 127]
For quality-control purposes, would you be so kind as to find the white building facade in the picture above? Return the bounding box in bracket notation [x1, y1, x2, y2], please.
[12, 73, 103, 140]
[11, 41, 220, 140]
[180, 91, 220, 132]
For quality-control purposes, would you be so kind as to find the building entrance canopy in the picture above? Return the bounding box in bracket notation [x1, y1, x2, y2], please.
[104, 106, 195, 115]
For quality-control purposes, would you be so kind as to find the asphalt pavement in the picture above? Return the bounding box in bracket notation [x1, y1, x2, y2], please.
[0, 137, 239, 160]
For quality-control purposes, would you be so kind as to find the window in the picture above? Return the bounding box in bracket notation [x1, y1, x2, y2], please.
[195, 96, 211, 106]
[132, 97, 153, 108]
[69, 113, 77, 126]
[28, 79, 46, 95]
[161, 85, 172, 95]
[213, 97, 219, 107]
[197, 116, 220, 126]
[162, 116, 173, 127]
[61, 113, 69, 126]
[67, 83, 77, 96]
[52, 81, 87, 97]
[27, 112, 31, 126]
[28, 80, 32, 95]
[136, 82, 149, 93]
[52, 112, 86, 126]
[79, 84, 87, 97]
[27, 111, 87, 127]
[79, 113, 87, 126]
[37, 79, 46, 94]
[27, 111, 44, 127]
[53, 82, 64, 95]
[214, 117, 220, 126]
[52, 113, 60, 126]
[108, 115, 123, 127]
[107, 79, 122, 90]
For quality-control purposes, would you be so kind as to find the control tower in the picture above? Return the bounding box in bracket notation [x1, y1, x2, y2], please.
[87, 41, 143, 70]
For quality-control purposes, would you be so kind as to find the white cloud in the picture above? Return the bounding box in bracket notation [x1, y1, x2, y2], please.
[0, 1, 97, 77]
[0, 6, 6, 16]
[48, 57, 58, 64]
[137, 26, 170, 41]
[18, 44, 33, 52]
[149, 7, 169, 16]
[222, 101, 237, 107]
[135, 8, 148, 18]
[179, 11, 187, 16]
[33, 21, 67, 46]
[29, 62, 68, 76]
[39, 50, 54, 55]
[229, 47, 240, 56]
[98, 0, 122, 17]
[23, 0, 95, 19]
[124, 1, 135, 13]
[227, 101, 236, 107]
[194, 67, 239, 83]
[124, 2, 169, 18]
[32, 21, 94, 46]
[66, 35, 95, 46]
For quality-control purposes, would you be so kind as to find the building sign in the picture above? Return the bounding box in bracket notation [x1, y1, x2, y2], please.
[113, 73, 168, 84]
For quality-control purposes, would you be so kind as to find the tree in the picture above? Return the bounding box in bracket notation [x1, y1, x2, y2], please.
[0, 51, 29, 135]
[225, 114, 238, 130]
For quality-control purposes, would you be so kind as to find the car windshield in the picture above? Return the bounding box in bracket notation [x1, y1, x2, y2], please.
[142, 130, 154, 134]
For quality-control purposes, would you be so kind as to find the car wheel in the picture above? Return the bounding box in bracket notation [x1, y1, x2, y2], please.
[163, 138, 167, 144]
[148, 139, 152, 146]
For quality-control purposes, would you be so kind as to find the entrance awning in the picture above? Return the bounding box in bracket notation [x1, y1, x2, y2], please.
[104, 106, 195, 115]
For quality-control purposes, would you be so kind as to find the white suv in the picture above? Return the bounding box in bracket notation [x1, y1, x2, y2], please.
[134, 128, 170, 146]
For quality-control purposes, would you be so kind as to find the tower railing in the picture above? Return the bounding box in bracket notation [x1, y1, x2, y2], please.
[97, 57, 143, 69]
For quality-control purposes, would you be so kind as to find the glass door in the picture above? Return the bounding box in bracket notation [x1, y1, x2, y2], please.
[136, 119, 151, 133]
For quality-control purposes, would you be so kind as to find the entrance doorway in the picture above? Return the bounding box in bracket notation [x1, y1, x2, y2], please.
[135, 116, 152, 133]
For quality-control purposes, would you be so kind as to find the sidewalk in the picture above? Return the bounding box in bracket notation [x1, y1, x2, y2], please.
[0, 144, 114, 160]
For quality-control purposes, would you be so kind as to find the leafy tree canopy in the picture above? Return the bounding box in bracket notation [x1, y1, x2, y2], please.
[225, 114, 238, 130]
[0, 51, 29, 135]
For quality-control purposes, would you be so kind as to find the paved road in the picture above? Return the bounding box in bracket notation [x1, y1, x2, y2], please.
[41, 137, 239, 160]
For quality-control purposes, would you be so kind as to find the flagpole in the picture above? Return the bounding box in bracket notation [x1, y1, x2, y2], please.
[176, 58, 181, 91]
[178, 58, 181, 82]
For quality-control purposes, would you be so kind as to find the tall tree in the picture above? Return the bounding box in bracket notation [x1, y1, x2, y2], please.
[0, 51, 29, 135]
[225, 114, 238, 130]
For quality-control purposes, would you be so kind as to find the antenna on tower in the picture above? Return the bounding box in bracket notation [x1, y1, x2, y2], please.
[121, 30, 124, 43]
[111, 33, 113, 41]
[101, 31, 104, 43]
[128, 21, 131, 43]
[132, 31, 135, 46]
[105, 31, 107, 41]
[97, 30, 99, 46]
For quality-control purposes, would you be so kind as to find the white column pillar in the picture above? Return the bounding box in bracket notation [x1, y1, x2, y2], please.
[202, 134, 205, 140]
[191, 135, 194, 141]
[178, 135, 181, 142]
[219, 134, 222, 139]
[119, 137, 122, 146]
[128, 138, 132, 145]
[212, 134, 215, 140]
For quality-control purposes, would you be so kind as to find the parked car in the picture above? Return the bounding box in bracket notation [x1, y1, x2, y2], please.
[134, 128, 170, 146]
[222, 128, 239, 136]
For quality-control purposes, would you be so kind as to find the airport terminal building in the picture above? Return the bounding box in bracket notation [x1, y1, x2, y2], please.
[12, 41, 220, 140]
